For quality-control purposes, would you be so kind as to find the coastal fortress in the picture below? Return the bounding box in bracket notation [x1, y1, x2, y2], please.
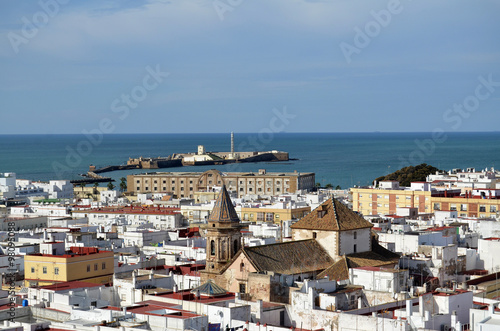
[88, 132, 289, 175]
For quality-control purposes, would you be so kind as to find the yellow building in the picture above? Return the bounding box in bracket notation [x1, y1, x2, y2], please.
[240, 205, 311, 224]
[24, 245, 114, 287]
[352, 182, 500, 218]
[352, 187, 432, 216]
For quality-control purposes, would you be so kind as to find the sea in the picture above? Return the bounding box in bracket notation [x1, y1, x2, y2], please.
[1, 132, 500, 189]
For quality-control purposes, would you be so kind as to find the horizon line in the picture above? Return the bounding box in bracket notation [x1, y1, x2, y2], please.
[1, 130, 500, 136]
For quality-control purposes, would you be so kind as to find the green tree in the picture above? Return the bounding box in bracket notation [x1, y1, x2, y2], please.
[374, 163, 442, 187]
[78, 183, 86, 198]
[119, 177, 127, 192]
[93, 182, 99, 195]
[325, 183, 333, 189]
[107, 181, 116, 190]
[335, 185, 342, 190]
[315, 182, 321, 188]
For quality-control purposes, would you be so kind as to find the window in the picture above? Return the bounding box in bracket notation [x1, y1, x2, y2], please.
[102, 263, 106, 270]
[43, 267, 47, 274]
[353, 244, 357, 253]
[240, 262, 245, 272]
[87, 265, 91, 272]
[54, 267, 59, 275]
[234, 240, 238, 254]
[31, 267, 35, 273]
[353, 231, 357, 240]
[313, 232, 317, 239]
[434, 203, 440, 211]
[480, 205, 486, 212]
[239, 283, 246, 294]
[461, 204, 467, 211]
[94, 263, 98, 271]
[210, 240, 215, 255]
[450, 204, 457, 211]
[265, 213, 274, 222]
[145, 187, 149, 191]
[491, 206, 497, 213]
[257, 212, 265, 221]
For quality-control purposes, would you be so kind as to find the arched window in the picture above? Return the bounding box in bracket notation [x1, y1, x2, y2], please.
[234, 239, 238, 254]
[210, 240, 215, 256]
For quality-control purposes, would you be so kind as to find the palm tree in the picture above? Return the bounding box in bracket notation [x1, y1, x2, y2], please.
[107, 182, 115, 190]
[325, 183, 333, 189]
[119, 177, 127, 193]
[93, 182, 99, 194]
[78, 183, 86, 198]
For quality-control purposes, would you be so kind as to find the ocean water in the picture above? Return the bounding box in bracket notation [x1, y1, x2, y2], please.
[1, 132, 500, 189]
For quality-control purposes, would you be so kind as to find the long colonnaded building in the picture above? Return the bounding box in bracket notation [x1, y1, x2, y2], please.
[127, 169, 315, 198]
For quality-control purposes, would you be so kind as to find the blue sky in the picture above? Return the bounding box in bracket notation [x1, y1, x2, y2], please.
[0, 0, 499, 134]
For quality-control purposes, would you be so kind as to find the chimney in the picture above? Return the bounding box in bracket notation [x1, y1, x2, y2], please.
[406, 299, 412, 318]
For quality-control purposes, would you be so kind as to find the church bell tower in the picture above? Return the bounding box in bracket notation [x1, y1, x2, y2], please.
[203, 185, 243, 274]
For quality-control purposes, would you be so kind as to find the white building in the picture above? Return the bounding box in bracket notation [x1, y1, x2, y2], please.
[350, 266, 409, 293]
[478, 238, 500, 273]
[72, 205, 184, 230]
[0, 173, 16, 201]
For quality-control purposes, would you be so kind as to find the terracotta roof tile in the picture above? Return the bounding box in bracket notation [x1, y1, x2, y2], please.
[207, 185, 239, 223]
[242, 239, 334, 275]
[291, 198, 372, 231]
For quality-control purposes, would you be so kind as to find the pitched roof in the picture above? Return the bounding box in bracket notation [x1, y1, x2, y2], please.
[317, 249, 400, 281]
[241, 239, 334, 275]
[291, 198, 372, 231]
[207, 185, 239, 223]
[191, 279, 227, 297]
[316, 257, 350, 281]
